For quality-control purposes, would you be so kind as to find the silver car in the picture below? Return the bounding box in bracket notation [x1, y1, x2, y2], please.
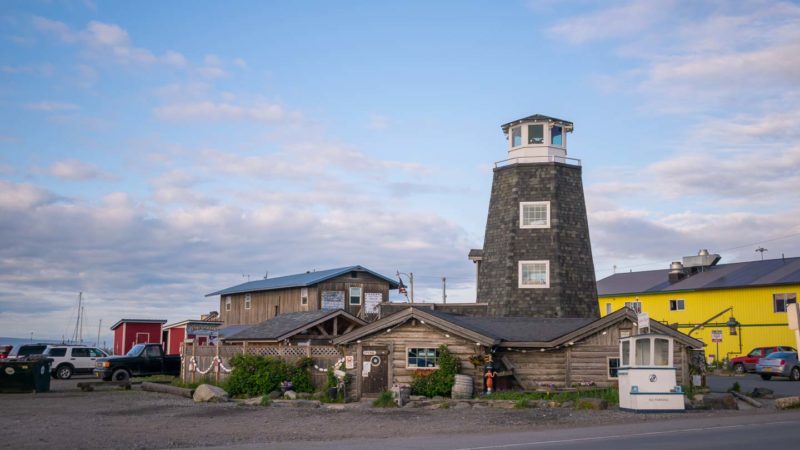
[756, 351, 800, 381]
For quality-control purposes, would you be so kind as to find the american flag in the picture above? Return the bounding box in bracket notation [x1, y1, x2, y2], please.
[398, 278, 407, 295]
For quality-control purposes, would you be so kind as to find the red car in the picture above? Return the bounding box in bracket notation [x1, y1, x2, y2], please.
[0, 345, 11, 359]
[731, 346, 796, 373]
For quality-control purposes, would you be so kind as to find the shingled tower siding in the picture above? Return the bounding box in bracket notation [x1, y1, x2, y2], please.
[478, 160, 598, 318]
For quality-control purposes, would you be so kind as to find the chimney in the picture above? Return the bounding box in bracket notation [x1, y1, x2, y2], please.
[668, 261, 686, 283]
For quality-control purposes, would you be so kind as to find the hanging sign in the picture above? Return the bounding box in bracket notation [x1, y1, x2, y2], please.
[637, 312, 650, 330]
[364, 293, 382, 314]
[345, 355, 355, 369]
[321, 291, 345, 310]
[711, 330, 723, 343]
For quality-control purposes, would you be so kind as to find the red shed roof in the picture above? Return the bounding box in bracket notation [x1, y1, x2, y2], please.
[110, 319, 167, 330]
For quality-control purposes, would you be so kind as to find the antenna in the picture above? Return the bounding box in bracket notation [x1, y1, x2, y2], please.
[755, 247, 768, 260]
[263, 271, 269, 280]
[242, 274, 250, 282]
[442, 276, 447, 304]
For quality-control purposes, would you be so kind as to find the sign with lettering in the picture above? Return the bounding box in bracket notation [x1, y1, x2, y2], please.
[345, 355, 354, 369]
[711, 330, 723, 343]
[637, 312, 649, 330]
[364, 292, 382, 314]
[363, 350, 377, 356]
[321, 291, 345, 310]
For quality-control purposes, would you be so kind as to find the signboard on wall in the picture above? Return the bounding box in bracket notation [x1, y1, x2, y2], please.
[364, 293, 382, 314]
[711, 330, 723, 343]
[345, 355, 354, 369]
[321, 291, 345, 310]
[637, 312, 649, 330]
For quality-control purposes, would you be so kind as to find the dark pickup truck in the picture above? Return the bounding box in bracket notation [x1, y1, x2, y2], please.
[93, 343, 181, 381]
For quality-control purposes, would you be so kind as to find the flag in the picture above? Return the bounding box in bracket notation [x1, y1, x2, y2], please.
[398, 278, 407, 295]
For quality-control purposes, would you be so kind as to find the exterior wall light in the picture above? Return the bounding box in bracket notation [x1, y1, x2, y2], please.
[726, 316, 739, 335]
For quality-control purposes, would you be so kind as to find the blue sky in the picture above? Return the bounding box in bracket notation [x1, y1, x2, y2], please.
[1, 0, 799, 343]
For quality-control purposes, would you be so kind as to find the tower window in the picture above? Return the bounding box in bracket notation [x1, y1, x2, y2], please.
[528, 124, 544, 144]
[551, 125, 563, 146]
[511, 126, 522, 147]
[519, 260, 549, 288]
[520, 201, 550, 228]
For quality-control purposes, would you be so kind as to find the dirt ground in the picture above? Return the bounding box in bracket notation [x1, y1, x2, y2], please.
[0, 377, 789, 449]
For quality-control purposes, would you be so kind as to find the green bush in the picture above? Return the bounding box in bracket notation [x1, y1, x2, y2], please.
[729, 382, 741, 393]
[225, 354, 314, 397]
[372, 390, 396, 408]
[410, 345, 461, 398]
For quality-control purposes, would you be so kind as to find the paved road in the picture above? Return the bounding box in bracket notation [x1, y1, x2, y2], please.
[707, 373, 800, 397]
[194, 410, 800, 450]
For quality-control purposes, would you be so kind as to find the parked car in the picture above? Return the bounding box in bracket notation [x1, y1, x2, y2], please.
[756, 351, 800, 381]
[6, 343, 49, 360]
[93, 343, 181, 381]
[0, 345, 11, 359]
[43, 345, 108, 379]
[730, 346, 796, 373]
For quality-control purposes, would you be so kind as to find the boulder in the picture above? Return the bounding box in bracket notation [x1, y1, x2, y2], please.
[702, 393, 738, 410]
[775, 396, 800, 409]
[409, 395, 426, 401]
[750, 387, 774, 399]
[268, 390, 282, 400]
[193, 384, 229, 403]
[271, 399, 321, 408]
[283, 390, 297, 400]
[576, 398, 608, 410]
[453, 401, 471, 410]
[297, 392, 312, 400]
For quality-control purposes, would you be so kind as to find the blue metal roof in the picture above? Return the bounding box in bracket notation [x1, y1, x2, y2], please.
[598, 256, 800, 296]
[205, 265, 399, 297]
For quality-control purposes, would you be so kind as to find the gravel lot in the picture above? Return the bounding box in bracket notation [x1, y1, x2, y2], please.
[0, 377, 792, 449]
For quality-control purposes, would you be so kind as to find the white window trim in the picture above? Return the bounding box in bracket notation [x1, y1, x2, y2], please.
[607, 356, 620, 380]
[519, 201, 550, 229]
[244, 294, 251, 310]
[669, 299, 685, 311]
[300, 288, 308, 306]
[518, 260, 550, 289]
[773, 293, 796, 313]
[225, 296, 231, 312]
[406, 347, 440, 369]
[349, 287, 362, 305]
[624, 301, 642, 314]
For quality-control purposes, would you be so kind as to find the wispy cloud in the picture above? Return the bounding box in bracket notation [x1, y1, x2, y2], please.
[46, 159, 113, 181]
[153, 101, 293, 123]
[23, 101, 80, 112]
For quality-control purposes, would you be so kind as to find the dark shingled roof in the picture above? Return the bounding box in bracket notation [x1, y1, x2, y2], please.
[598, 256, 800, 296]
[206, 265, 399, 297]
[424, 310, 595, 342]
[225, 310, 364, 341]
[500, 114, 574, 133]
[468, 249, 483, 259]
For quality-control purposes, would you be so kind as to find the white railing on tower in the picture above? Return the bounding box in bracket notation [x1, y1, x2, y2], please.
[494, 156, 581, 168]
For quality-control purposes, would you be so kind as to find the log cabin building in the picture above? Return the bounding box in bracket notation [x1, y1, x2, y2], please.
[206, 265, 399, 327]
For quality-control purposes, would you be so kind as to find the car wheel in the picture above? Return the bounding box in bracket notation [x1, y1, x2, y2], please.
[111, 369, 130, 382]
[760, 374, 772, 381]
[791, 367, 800, 382]
[733, 364, 745, 374]
[56, 364, 73, 380]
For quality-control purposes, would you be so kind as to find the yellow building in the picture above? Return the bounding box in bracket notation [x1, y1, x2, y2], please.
[597, 251, 799, 362]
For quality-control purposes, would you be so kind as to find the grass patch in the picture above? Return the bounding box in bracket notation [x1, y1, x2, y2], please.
[260, 395, 272, 406]
[484, 387, 619, 406]
[132, 374, 177, 383]
[372, 390, 396, 408]
[513, 399, 530, 409]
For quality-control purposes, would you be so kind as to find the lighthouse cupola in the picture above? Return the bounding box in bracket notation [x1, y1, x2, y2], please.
[501, 114, 573, 162]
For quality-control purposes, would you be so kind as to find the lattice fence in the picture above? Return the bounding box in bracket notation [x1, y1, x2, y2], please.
[181, 343, 342, 389]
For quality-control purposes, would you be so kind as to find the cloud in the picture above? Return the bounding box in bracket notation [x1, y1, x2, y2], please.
[153, 101, 292, 123]
[46, 160, 113, 181]
[23, 101, 80, 112]
[546, 1, 674, 44]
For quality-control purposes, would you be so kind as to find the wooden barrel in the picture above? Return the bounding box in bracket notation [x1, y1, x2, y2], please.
[451, 374, 473, 399]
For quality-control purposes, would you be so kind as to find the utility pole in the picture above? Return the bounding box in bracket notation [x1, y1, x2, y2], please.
[755, 247, 768, 260]
[79, 306, 85, 343]
[442, 277, 447, 304]
[396, 271, 415, 303]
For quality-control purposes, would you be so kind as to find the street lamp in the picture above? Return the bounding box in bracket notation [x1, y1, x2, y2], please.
[726, 316, 740, 336]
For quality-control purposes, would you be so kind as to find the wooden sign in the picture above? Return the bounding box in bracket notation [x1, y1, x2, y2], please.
[345, 355, 355, 369]
[321, 291, 345, 310]
[363, 350, 377, 356]
[364, 292, 382, 314]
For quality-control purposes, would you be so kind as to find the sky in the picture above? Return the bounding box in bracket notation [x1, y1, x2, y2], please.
[1, 0, 799, 344]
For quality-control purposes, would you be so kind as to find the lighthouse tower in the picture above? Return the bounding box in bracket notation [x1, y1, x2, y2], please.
[472, 114, 598, 318]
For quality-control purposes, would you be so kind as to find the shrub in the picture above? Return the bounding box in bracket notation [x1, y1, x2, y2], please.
[410, 345, 461, 398]
[260, 395, 271, 406]
[729, 382, 741, 393]
[372, 390, 396, 408]
[513, 399, 530, 409]
[226, 354, 314, 397]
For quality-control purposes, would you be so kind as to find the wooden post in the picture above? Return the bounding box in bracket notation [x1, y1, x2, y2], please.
[356, 342, 363, 400]
[387, 342, 394, 390]
[191, 339, 197, 384]
[243, 341, 247, 355]
[215, 342, 220, 384]
[565, 347, 572, 387]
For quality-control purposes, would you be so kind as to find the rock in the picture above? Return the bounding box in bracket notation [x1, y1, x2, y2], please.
[432, 396, 446, 401]
[472, 402, 488, 409]
[242, 397, 263, 406]
[283, 390, 297, 400]
[560, 401, 573, 408]
[297, 392, 312, 400]
[702, 393, 738, 410]
[750, 387, 774, 399]
[453, 401, 471, 409]
[192, 384, 229, 403]
[268, 390, 282, 400]
[575, 398, 608, 410]
[271, 399, 321, 408]
[409, 395, 426, 401]
[775, 396, 800, 409]
[489, 400, 516, 409]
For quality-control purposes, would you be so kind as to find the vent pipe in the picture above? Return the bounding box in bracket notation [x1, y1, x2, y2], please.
[668, 261, 686, 283]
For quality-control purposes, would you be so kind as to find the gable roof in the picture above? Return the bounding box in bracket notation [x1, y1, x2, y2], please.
[333, 307, 704, 349]
[500, 114, 574, 133]
[110, 319, 167, 330]
[206, 265, 400, 297]
[225, 309, 366, 342]
[598, 256, 800, 296]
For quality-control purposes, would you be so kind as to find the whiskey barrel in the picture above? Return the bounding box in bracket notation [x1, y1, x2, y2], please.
[451, 374, 473, 399]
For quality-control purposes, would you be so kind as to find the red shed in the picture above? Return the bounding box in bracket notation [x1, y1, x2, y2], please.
[162, 320, 223, 355]
[110, 319, 167, 355]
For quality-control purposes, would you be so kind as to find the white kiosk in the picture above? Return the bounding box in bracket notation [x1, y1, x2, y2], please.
[618, 333, 685, 412]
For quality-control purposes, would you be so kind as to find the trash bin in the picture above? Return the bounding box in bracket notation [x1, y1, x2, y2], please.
[0, 358, 52, 393]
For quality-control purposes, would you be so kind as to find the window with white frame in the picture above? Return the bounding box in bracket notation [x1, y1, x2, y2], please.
[519, 261, 549, 288]
[244, 294, 251, 310]
[301, 288, 308, 306]
[773, 293, 797, 313]
[624, 301, 642, 313]
[511, 126, 522, 147]
[349, 287, 362, 305]
[607, 357, 620, 379]
[605, 303, 612, 315]
[669, 299, 685, 311]
[520, 201, 550, 228]
[407, 347, 439, 368]
[528, 124, 544, 144]
[225, 296, 231, 312]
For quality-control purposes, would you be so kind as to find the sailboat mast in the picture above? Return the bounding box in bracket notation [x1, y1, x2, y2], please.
[96, 319, 102, 347]
[72, 292, 83, 343]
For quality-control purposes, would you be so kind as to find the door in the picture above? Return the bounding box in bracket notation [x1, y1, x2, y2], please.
[70, 347, 92, 372]
[361, 347, 389, 395]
